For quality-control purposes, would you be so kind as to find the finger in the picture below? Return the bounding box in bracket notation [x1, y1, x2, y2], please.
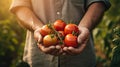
[63, 47, 73, 55]
[34, 28, 43, 43]
[56, 45, 64, 55]
[59, 49, 63, 55]
[50, 45, 61, 56]
[34, 28, 41, 39]
[37, 34, 43, 43]
[38, 44, 56, 54]
[68, 43, 86, 54]
[56, 45, 61, 50]
[78, 27, 90, 44]
[77, 31, 90, 44]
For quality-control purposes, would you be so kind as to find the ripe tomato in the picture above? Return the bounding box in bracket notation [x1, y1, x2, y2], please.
[40, 25, 53, 36]
[64, 34, 78, 47]
[43, 34, 58, 47]
[64, 24, 79, 35]
[58, 31, 65, 40]
[53, 19, 66, 31]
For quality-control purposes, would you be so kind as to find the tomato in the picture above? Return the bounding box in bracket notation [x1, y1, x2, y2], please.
[58, 31, 65, 40]
[43, 34, 58, 47]
[64, 24, 79, 35]
[64, 34, 78, 47]
[53, 19, 66, 31]
[40, 25, 53, 36]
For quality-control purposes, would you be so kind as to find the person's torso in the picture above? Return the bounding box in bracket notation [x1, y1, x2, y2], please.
[23, 0, 96, 67]
[31, 0, 85, 24]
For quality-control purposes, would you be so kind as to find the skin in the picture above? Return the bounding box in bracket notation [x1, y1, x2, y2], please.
[13, 2, 105, 55]
[63, 2, 106, 55]
[13, 6, 62, 56]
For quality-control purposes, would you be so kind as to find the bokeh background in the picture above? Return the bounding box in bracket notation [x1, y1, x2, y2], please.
[0, 0, 120, 67]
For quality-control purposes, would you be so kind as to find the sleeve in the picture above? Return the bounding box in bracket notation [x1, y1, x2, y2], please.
[85, 0, 111, 10]
[9, 0, 32, 13]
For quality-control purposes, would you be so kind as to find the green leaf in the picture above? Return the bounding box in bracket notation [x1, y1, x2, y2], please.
[12, 38, 19, 45]
[113, 38, 120, 46]
[111, 46, 120, 67]
[113, 26, 120, 37]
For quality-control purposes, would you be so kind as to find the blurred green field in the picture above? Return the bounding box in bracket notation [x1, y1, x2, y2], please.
[0, 0, 120, 67]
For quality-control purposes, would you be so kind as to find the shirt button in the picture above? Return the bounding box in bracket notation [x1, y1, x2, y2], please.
[57, 12, 60, 15]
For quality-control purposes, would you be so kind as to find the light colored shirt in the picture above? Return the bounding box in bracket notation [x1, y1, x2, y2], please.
[10, 0, 110, 67]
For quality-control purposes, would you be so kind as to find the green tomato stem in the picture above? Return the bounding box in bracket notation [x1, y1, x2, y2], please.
[48, 23, 63, 45]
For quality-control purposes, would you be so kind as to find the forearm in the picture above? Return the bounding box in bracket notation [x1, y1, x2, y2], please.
[14, 7, 44, 32]
[78, 2, 106, 31]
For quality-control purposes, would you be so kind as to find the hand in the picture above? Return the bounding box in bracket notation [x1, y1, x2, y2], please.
[63, 26, 90, 55]
[34, 27, 62, 56]
[37, 44, 62, 56]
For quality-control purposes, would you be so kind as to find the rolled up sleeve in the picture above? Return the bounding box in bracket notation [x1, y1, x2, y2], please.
[10, 0, 32, 13]
[85, 0, 111, 10]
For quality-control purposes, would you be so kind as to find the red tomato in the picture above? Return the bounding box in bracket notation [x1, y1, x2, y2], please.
[64, 24, 79, 35]
[43, 34, 58, 47]
[53, 19, 66, 31]
[40, 25, 53, 36]
[58, 31, 65, 40]
[64, 34, 78, 47]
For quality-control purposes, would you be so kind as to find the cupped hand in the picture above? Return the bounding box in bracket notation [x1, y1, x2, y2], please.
[63, 26, 90, 55]
[34, 27, 62, 56]
[37, 44, 62, 56]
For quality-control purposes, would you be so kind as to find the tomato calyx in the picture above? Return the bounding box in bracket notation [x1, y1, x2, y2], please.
[72, 31, 79, 36]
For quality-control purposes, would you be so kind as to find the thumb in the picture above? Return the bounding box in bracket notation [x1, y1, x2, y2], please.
[34, 28, 43, 43]
[77, 28, 90, 44]
[37, 34, 43, 43]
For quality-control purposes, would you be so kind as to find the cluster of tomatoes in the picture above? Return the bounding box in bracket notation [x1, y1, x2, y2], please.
[40, 19, 79, 48]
